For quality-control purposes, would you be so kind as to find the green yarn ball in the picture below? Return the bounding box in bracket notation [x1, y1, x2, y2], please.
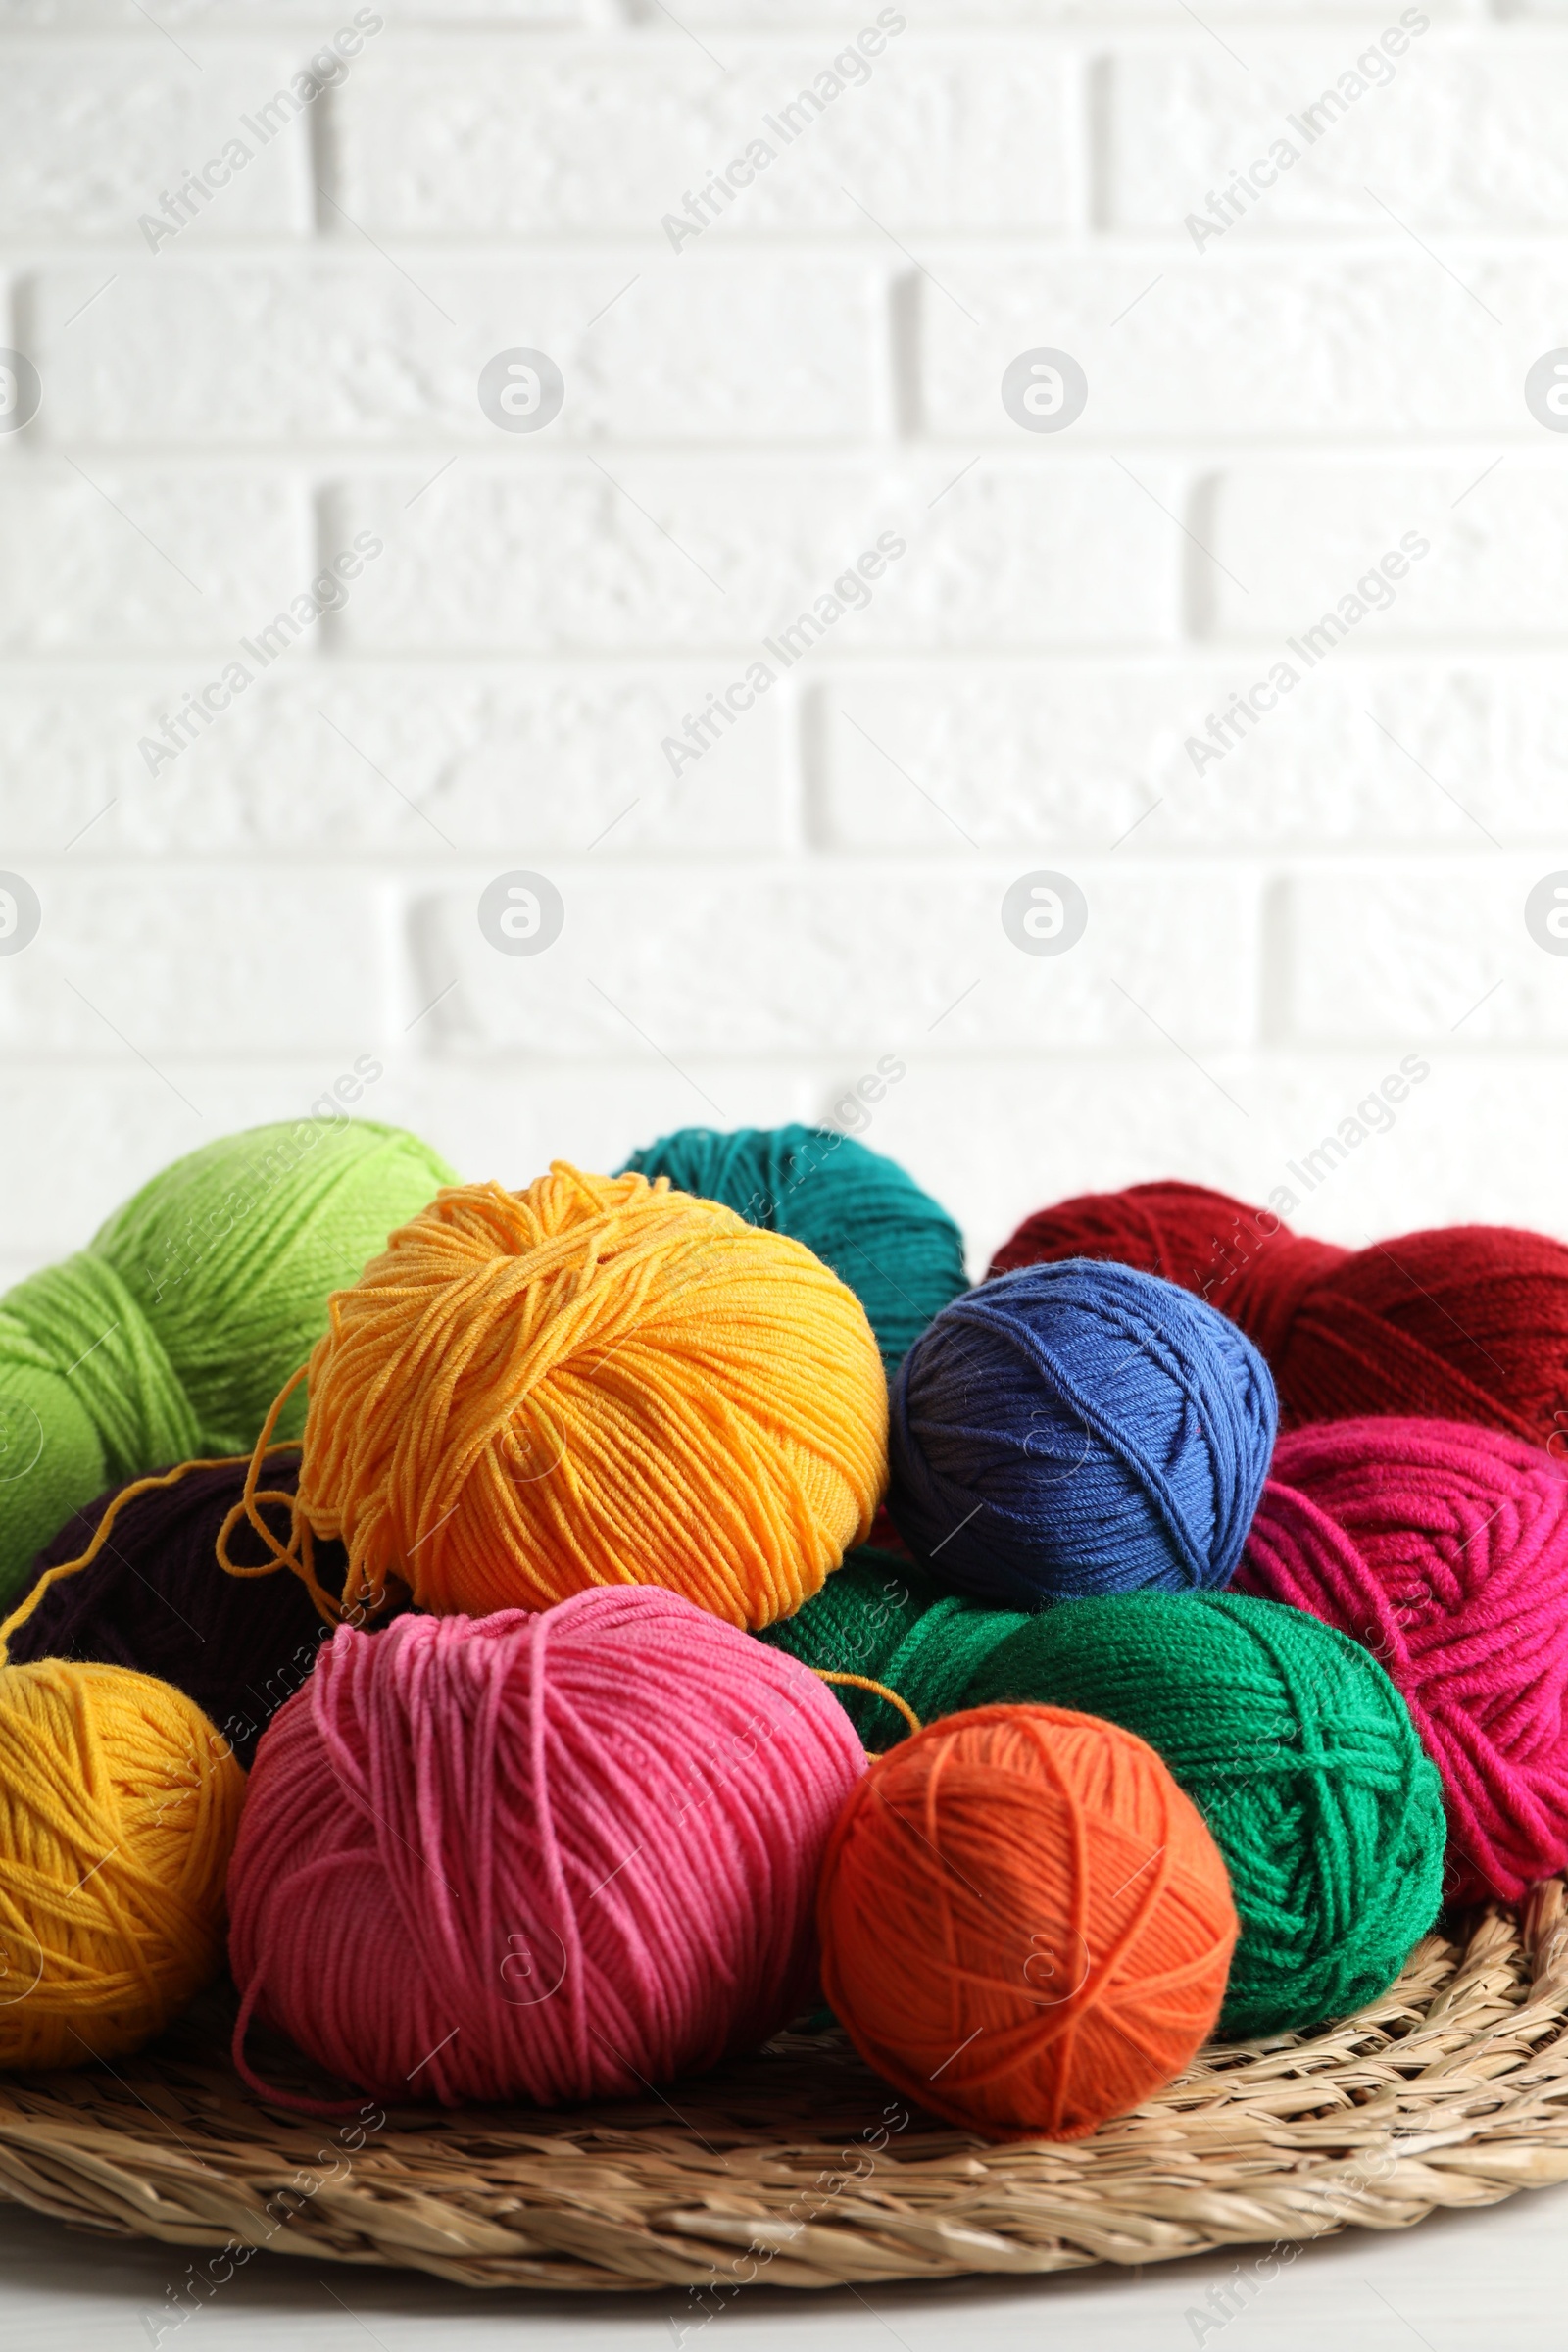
[618, 1123, 967, 1371]
[0, 1117, 455, 1603]
[761, 1572, 1445, 2036]
[963, 1592, 1446, 2036]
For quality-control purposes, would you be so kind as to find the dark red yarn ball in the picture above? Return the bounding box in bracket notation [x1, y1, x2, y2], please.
[989, 1180, 1568, 1447]
[6, 1457, 368, 1768]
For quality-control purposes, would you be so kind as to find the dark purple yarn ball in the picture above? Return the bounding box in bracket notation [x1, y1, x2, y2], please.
[7, 1456, 387, 1769]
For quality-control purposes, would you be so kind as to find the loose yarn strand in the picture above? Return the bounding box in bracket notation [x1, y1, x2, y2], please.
[812, 1670, 923, 1741]
[217, 1366, 371, 1629]
[230, 1855, 382, 2119]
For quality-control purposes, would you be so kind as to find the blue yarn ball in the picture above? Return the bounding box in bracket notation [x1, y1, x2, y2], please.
[887, 1258, 1278, 1607]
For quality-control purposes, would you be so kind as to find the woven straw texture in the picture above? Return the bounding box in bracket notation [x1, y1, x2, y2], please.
[2, 1884, 1568, 2292]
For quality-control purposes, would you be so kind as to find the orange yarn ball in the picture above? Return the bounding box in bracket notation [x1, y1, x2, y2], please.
[818, 1703, 1237, 2138]
[292, 1165, 888, 1631]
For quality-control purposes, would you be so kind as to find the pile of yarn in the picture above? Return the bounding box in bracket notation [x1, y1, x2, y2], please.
[0, 1116, 449, 2063]
[0, 1122, 898, 2091]
[767, 1562, 1446, 2035]
[6, 1108, 1568, 2161]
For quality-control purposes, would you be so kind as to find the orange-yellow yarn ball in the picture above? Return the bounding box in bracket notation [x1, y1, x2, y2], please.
[818, 1703, 1238, 2139]
[294, 1164, 889, 1631]
[0, 1661, 244, 2068]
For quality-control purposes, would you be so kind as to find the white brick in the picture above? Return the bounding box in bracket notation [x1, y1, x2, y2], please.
[332, 39, 1071, 234]
[0, 872, 386, 1056]
[0, 47, 313, 241]
[1499, 678, 1568, 843]
[917, 254, 1539, 443]
[1278, 866, 1568, 1046]
[1200, 468, 1568, 646]
[29, 258, 882, 446]
[1161, 664, 1501, 848]
[326, 462, 1179, 653]
[1105, 41, 1568, 233]
[0, 669, 788, 853]
[812, 663, 1498, 850]
[0, 471, 311, 655]
[411, 858, 1260, 1059]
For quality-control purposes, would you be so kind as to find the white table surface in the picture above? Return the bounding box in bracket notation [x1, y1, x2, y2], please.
[4, 2182, 1566, 2352]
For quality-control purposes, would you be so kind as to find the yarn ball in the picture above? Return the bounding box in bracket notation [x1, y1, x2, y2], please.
[0, 1117, 455, 1604]
[818, 1702, 1237, 2137]
[4, 1457, 359, 1770]
[990, 1178, 1568, 1449]
[961, 1592, 1445, 2034]
[620, 1123, 967, 1371]
[1235, 1418, 1568, 1905]
[227, 1587, 866, 2106]
[288, 1163, 887, 1631]
[0, 1659, 244, 2067]
[886, 1260, 1278, 1607]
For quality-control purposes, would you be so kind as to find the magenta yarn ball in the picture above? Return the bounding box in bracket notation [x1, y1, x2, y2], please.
[1236, 1416, 1568, 1904]
[226, 1587, 866, 2106]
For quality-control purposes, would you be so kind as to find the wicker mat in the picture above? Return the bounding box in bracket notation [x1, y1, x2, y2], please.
[2, 1883, 1568, 2294]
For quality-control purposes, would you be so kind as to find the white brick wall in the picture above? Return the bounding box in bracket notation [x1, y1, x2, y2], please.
[2, 0, 1567, 1293]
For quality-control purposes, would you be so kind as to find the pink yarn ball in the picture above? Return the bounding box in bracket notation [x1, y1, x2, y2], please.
[227, 1587, 865, 2106]
[1234, 1417, 1568, 1904]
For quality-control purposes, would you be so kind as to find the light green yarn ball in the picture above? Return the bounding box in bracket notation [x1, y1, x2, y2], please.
[0, 1118, 456, 1602]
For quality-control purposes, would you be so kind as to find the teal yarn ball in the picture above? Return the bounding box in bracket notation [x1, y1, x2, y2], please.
[618, 1124, 967, 1371]
[963, 1591, 1446, 2036]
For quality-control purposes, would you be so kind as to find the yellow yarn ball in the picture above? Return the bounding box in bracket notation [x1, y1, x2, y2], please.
[289, 1163, 890, 1630]
[0, 1661, 245, 2068]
